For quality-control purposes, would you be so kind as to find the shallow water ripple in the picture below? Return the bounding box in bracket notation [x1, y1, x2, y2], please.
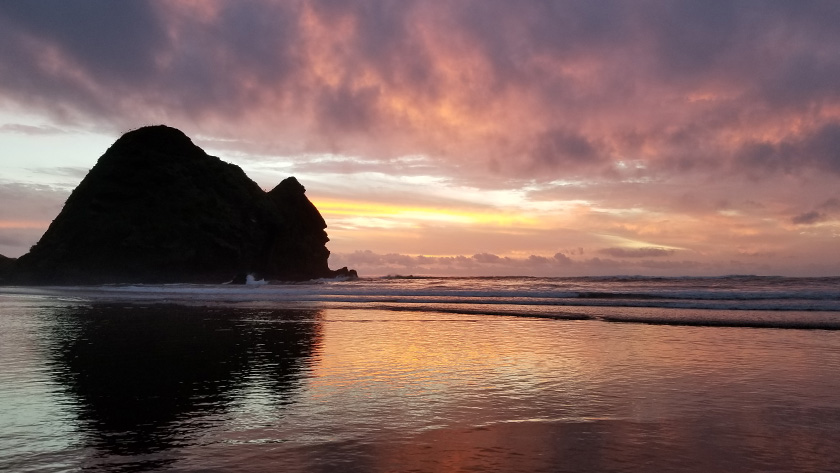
[2, 284, 840, 471]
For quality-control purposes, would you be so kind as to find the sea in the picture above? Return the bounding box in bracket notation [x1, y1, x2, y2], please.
[2, 275, 840, 472]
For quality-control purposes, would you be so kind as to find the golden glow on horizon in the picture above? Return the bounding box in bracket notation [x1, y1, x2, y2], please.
[0, 220, 50, 229]
[313, 198, 542, 228]
[597, 234, 685, 251]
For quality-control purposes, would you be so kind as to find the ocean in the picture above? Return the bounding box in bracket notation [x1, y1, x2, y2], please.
[2, 276, 840, 472]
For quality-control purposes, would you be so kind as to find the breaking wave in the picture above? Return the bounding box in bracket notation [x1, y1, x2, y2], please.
[3, 275, 839, 329]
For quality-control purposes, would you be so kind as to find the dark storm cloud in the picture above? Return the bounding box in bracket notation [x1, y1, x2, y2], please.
[791, 211, 826, 225]
[553, 252, 573, 265]
[790, 197, 840, 225]
[1, 1, 840, 177]
[473, 253, 501, 264]
[529, 129, 604, 170]
[0, 1, 304, 121]
[316, 84, 382, 135]
[647, 1, 840, 104]
[159, 2, 304, 114]
[310, 0, 431, 81]
[452, 0, 630, 83]
[819, 198, 840, 211]
[734, 122, 840, 175]
[648, 1, 741, 76]
[0, 1, 164, 80]
[801, 123, 840, 173]
[0, 0, 166, 118]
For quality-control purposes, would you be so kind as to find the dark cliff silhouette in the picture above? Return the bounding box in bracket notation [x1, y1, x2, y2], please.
[12, 125, 356, 284]
[0, 254, 14, 283]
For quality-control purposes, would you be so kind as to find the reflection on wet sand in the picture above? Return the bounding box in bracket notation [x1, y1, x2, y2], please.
[166, 411, 840, 473]
[362, 415, 840, 473]
[25, 304, 840, 472]
[42, 304, 322, 470]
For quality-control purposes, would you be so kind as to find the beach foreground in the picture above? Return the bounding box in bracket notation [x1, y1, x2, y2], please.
[2, 277, 839, 472]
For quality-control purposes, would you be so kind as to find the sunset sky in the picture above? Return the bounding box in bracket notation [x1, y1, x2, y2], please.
[1, 1, 839, 276]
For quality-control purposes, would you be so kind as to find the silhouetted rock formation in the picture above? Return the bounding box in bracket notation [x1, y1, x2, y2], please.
[13, 125, 356, 284]
[0, 254, 14, 283]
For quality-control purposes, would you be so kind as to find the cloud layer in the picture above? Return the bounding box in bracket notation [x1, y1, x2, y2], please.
[2, 1, 839, 179]
[1, 1, 839, 274]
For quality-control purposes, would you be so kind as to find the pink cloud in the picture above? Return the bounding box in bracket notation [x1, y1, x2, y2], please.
[2, 1, 840, 275]
[0, 1, 838, 182]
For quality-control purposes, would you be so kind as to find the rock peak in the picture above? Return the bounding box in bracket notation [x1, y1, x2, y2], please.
[108, 125, 197, 158]
[12, 126, 356, 284]
[272, 176, 306, 195]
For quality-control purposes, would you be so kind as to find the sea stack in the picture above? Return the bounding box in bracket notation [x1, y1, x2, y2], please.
[12, 125, 356, 284]
[0, 254, 14, 284]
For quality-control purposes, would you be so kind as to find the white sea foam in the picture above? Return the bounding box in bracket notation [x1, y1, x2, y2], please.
[2, 276, 839, 327]
[245, 274, 268, 286]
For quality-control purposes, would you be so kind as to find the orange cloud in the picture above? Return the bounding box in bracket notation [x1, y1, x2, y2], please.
[2, 2, 840, 274]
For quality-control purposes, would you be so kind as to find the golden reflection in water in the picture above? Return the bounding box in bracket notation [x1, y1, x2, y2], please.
[15, 303, 840, 472]
[359, 416, 840, 472]
[306, 309, 593, 411]
[286, 308, 840, 472]
[305, 309, 840, 421]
